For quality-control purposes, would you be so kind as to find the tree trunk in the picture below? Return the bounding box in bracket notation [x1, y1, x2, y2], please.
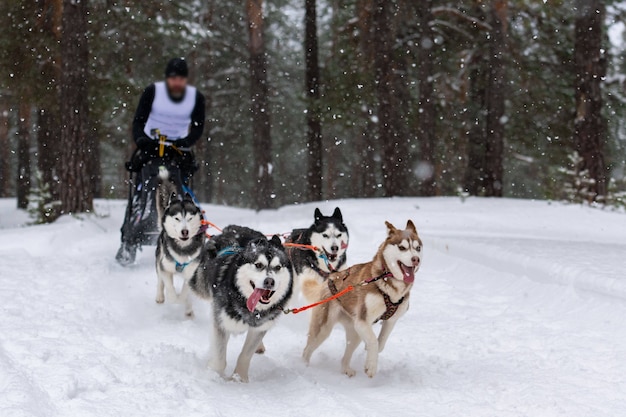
[359, 111, 378, 198]
[573, 0, 607, 201]
[483, 0, 507, 197]
[37, 0, 62, 202]
[463, 62, 487, 195]
[37, 107, 61, 200]
[0, 103, 10, 198]
[17, 103, 32, 209]
[415, 0, 437, 196]
[372, 0, 409, 197]
[246, 0, 274, 209]
[188, 3, 214, 204]
[59, 0, 92, 214]
[305, 0, 323, 202]
[87, 125, 102, 198]
[463, 1, 507, 197]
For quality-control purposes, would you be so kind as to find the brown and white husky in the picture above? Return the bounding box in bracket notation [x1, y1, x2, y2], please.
[302, 220, 422, 378]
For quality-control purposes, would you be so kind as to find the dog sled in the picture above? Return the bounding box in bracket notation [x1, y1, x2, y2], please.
[116, 136, 198, 266]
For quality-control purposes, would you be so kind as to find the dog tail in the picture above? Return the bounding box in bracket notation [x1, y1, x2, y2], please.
[156, 167, 174, 229]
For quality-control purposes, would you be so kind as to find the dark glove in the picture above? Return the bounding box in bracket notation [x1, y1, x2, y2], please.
[176, 137, 192, 148]
[135, 135, 155, 150]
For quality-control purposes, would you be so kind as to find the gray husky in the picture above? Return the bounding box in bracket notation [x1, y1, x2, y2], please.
[190, 226, 294, 382]
[155, 169, 204, 317]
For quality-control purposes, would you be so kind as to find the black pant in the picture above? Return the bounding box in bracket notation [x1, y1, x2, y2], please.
[120, 155, 189, 246]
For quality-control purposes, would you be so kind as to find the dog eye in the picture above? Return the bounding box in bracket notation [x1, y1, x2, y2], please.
[174, 217, 182, 222]
[273, 265, 282, 272]
[322, 233, 329, 238]
[398, 246, 407, 251]
[416, 246, 422, 252]
[255, 262, 264, 270]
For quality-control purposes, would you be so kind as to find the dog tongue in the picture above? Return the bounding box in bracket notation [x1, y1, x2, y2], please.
[247, 288, 265, 312]
[400, 263, 415, 284]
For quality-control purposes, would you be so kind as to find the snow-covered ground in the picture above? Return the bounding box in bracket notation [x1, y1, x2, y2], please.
[1, 197, 625, 417]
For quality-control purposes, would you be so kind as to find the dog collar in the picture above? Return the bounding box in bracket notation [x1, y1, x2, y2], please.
[216, 245, 241, 257]
[309, 260, 331, 279]
[175, 260, 192, 272]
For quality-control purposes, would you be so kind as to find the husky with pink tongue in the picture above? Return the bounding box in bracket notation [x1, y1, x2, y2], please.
[190, 226, 294, 382]
[302, 220, 422, 378]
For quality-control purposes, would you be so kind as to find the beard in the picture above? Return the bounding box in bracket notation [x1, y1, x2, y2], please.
[168, 86, 185, 100]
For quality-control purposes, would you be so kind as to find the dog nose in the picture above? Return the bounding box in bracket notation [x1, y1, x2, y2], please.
[331, 245, 339, 253]
[181, 229, 189, 237]
[411, 256, 420, 266]
[263, 277, 275, 289]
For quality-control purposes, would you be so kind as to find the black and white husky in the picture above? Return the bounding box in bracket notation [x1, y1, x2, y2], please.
[288, 208, 349, 299]
[155, 169, 204, 318]
[190, 226, 294, 382]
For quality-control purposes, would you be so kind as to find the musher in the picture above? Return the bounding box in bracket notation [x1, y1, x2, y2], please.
[116, 57, 206, 266]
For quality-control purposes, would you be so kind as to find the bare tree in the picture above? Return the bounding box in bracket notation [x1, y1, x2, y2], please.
[414, 0, 437, 196]
[37, 0, 62, 203]
[246, 0, 274, 209]
[0, 101, 10, 197]
[372, 0, 409, 196]
[17, 103, 31, 209]
[59, 0, 92, 214]
[464, 1, 507, 197]
[483, 0, 507, 197]
[573, 0, 607, 200]
[305, 0, 323, 201]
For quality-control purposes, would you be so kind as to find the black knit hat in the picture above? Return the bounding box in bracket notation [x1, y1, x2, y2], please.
[165, 57, 188, 78]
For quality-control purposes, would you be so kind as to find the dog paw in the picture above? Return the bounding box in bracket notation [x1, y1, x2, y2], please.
[364, 361, 377, 378]
[185, 310, 195, 319]
[255, 343, 266, 355]
[231, 372, 249, 383]
[343, 367, 357, 378]
[155, 296, 165, 304]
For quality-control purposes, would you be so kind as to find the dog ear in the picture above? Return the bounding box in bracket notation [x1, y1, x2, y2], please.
[314, 208, 323, 222]
[269, 235, 283, 248]
[183, 192, 194, 202]
[385, 221, 397, 235]
[406, 220, 417, 233]
[332, 207, 343, 222]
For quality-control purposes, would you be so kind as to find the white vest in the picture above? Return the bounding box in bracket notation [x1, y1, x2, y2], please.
[144, 81, 197, 140]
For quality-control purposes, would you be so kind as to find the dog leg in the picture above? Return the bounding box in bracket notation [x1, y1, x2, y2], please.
[340, 318, 361, 377]
[233, 330, 267, 383]
[354, 319, 379, 378]
[178, 280, 194, 318]
[303, 306, 333, 364]
[377, 318, 399, 353]
[207, 323, 229, 378]
[162, 272, 178, 303]
[155, 273, 165, 304]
